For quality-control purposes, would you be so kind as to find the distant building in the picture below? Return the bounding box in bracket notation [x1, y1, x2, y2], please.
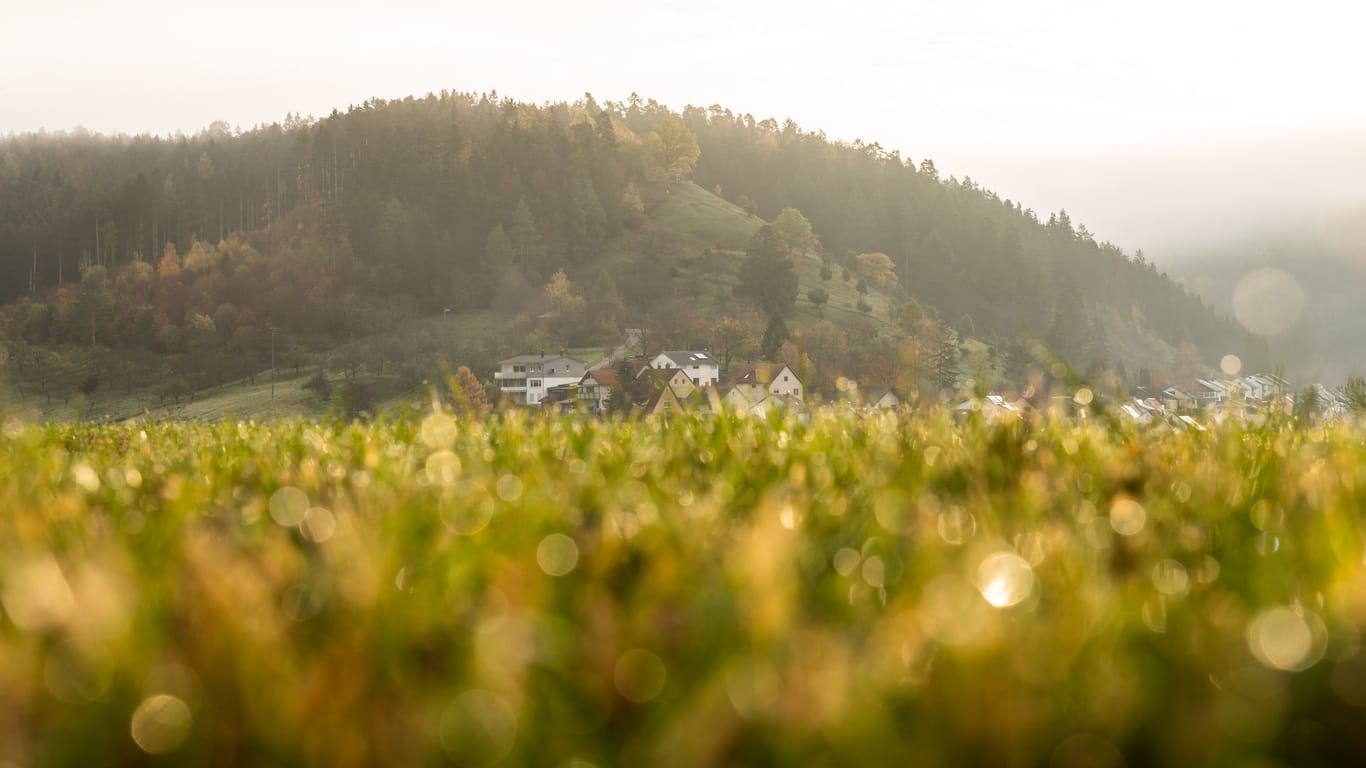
[578, 368, 620, 413]
[649, 351, 720, 387]
[730, 363, 803, 401]
[866, 388, 903, 411]
[494, 354, 586, 406]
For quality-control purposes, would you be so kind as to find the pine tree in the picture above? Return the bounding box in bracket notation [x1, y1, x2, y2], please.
[761, 313, 789, 360]
[509, 199, 545, 278]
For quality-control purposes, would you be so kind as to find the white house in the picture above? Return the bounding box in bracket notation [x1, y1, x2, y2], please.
[649, 351, 720, 387]
[494, 354, 586, 406]
[866, 388, 903, 411]
[730, 363, 803, 402]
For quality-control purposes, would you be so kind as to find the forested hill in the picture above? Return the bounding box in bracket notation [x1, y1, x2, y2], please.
[0, 91, 1263, 402]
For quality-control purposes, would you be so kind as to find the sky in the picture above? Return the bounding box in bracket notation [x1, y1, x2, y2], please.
[5, 0, 1366, 259]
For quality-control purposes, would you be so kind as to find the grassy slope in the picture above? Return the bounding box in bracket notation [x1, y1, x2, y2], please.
[634, 182, 900, 335]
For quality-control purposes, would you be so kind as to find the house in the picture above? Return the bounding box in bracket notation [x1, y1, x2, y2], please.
[649, 351, 720, 387]
[730, 363, 803, 402]
[577, 368, 620, 414]
[953, 394, 1022, 423]
[494, 354, 586, 406]
[641, 384, 684, 416]
[747, 393, 808, 419]
[866, 388, 903, 411]
[635, 366, 696, 400]
[1162, 387, 1198, 412]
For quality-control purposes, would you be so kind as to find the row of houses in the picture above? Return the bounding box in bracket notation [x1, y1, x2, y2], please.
[494, 351, 849, 416]
[493, 351, 725, 407]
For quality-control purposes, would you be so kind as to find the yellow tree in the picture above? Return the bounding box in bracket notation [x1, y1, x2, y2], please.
[645, 118, 700, 180]
[856, 252, 898, 289]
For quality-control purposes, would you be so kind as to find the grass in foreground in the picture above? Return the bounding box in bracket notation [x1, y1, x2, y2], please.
[2, 410, 1366, 766]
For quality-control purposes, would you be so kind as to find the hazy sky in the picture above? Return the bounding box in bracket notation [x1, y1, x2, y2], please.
[5, 0, 1365, 256]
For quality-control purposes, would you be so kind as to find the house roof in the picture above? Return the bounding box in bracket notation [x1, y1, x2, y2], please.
[581, 368, 619, 387]
[499, 353, 584, 366]
[655, 351, 719, 368]
[731, 363, 795, 386]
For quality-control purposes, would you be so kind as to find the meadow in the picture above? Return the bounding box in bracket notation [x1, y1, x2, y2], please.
[2, 408, 1365, 766]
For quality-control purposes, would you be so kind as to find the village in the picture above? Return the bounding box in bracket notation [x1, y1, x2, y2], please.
[492, 351, 1357, 425]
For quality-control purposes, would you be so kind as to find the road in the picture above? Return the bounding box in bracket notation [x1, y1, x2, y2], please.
[588, 328, 642, 370]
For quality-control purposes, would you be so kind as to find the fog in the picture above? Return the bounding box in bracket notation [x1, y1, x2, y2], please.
[947, 126, 1366, 263]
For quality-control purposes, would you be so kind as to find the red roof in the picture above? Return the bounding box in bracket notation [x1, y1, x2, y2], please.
[582, 368, 619, 387]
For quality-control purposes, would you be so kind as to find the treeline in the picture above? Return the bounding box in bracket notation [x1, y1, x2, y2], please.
[653, 102, 1262, 366]
[0, 92, 643, 311]
[0, 90, 1262, 380]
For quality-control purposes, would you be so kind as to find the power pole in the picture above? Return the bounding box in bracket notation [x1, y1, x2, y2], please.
[270, 326, 277, 400]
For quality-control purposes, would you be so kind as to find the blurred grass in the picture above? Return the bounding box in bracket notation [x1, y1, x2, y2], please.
[2, 409, 1366, 766]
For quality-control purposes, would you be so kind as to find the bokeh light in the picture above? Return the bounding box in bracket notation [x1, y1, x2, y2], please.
[536, 534, 579, 576]
[975, 552, 1035, 608]
[614, 649, 667, 703]
[1220, 354, 1242, 376]
[1247, 607, 1327, 672]
[130, 694, 192, 755]
[1109, 498, 1146, 537]
[1232, 267, 1304, 336]
[439, 690, 517, 766]
[269, 486, 309, 527]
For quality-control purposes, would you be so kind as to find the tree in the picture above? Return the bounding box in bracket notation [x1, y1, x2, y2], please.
[760, 313, 789, 360]
[644, 118, 700, 180]
[807, 287, 829, 315]
[338, 381, 375, 418]
[772, 208, 817, 256]
[483, 224, 514, 269]
[798, 320, 849, 394]
[1346, 377, 1366, 413]
[156, 243, 181, 277]
[709, 313, 759, 377]
[448, 365, 490, 415]
[509, 199, 546, 277]
[736, 225, 798, 317]
[855, 252, 898, 289]
[76, 266, 114, 347]
[1085, 312, 1110, 373]
[543, 270, 586, 316]
[931, 323, 962, 393]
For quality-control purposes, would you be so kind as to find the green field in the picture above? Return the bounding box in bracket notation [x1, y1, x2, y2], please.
[3, 410, 1366, 765]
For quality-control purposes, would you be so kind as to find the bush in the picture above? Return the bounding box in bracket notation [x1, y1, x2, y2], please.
[303, 371, 333, 401]
[338, 380, 375, 418]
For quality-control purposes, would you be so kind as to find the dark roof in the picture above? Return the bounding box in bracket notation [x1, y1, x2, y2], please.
[731, 363, 791, 386]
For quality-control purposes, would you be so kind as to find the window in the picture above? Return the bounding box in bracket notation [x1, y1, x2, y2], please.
[514, 365, 526, 373]
[783, 375, 789, 382]
[529, 379, 542, 387]
[693, 378, 700, 385]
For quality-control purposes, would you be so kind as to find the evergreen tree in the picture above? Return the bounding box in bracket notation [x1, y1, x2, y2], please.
[509, 199, 546, 278]
[736, 225, 798, 317]
[760, 313, 789, 360]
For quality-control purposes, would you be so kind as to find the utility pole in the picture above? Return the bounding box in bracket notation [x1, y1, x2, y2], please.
[270, 326, 277, 400]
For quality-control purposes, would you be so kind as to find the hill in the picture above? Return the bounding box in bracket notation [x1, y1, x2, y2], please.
[0, 92, 1266, 414]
